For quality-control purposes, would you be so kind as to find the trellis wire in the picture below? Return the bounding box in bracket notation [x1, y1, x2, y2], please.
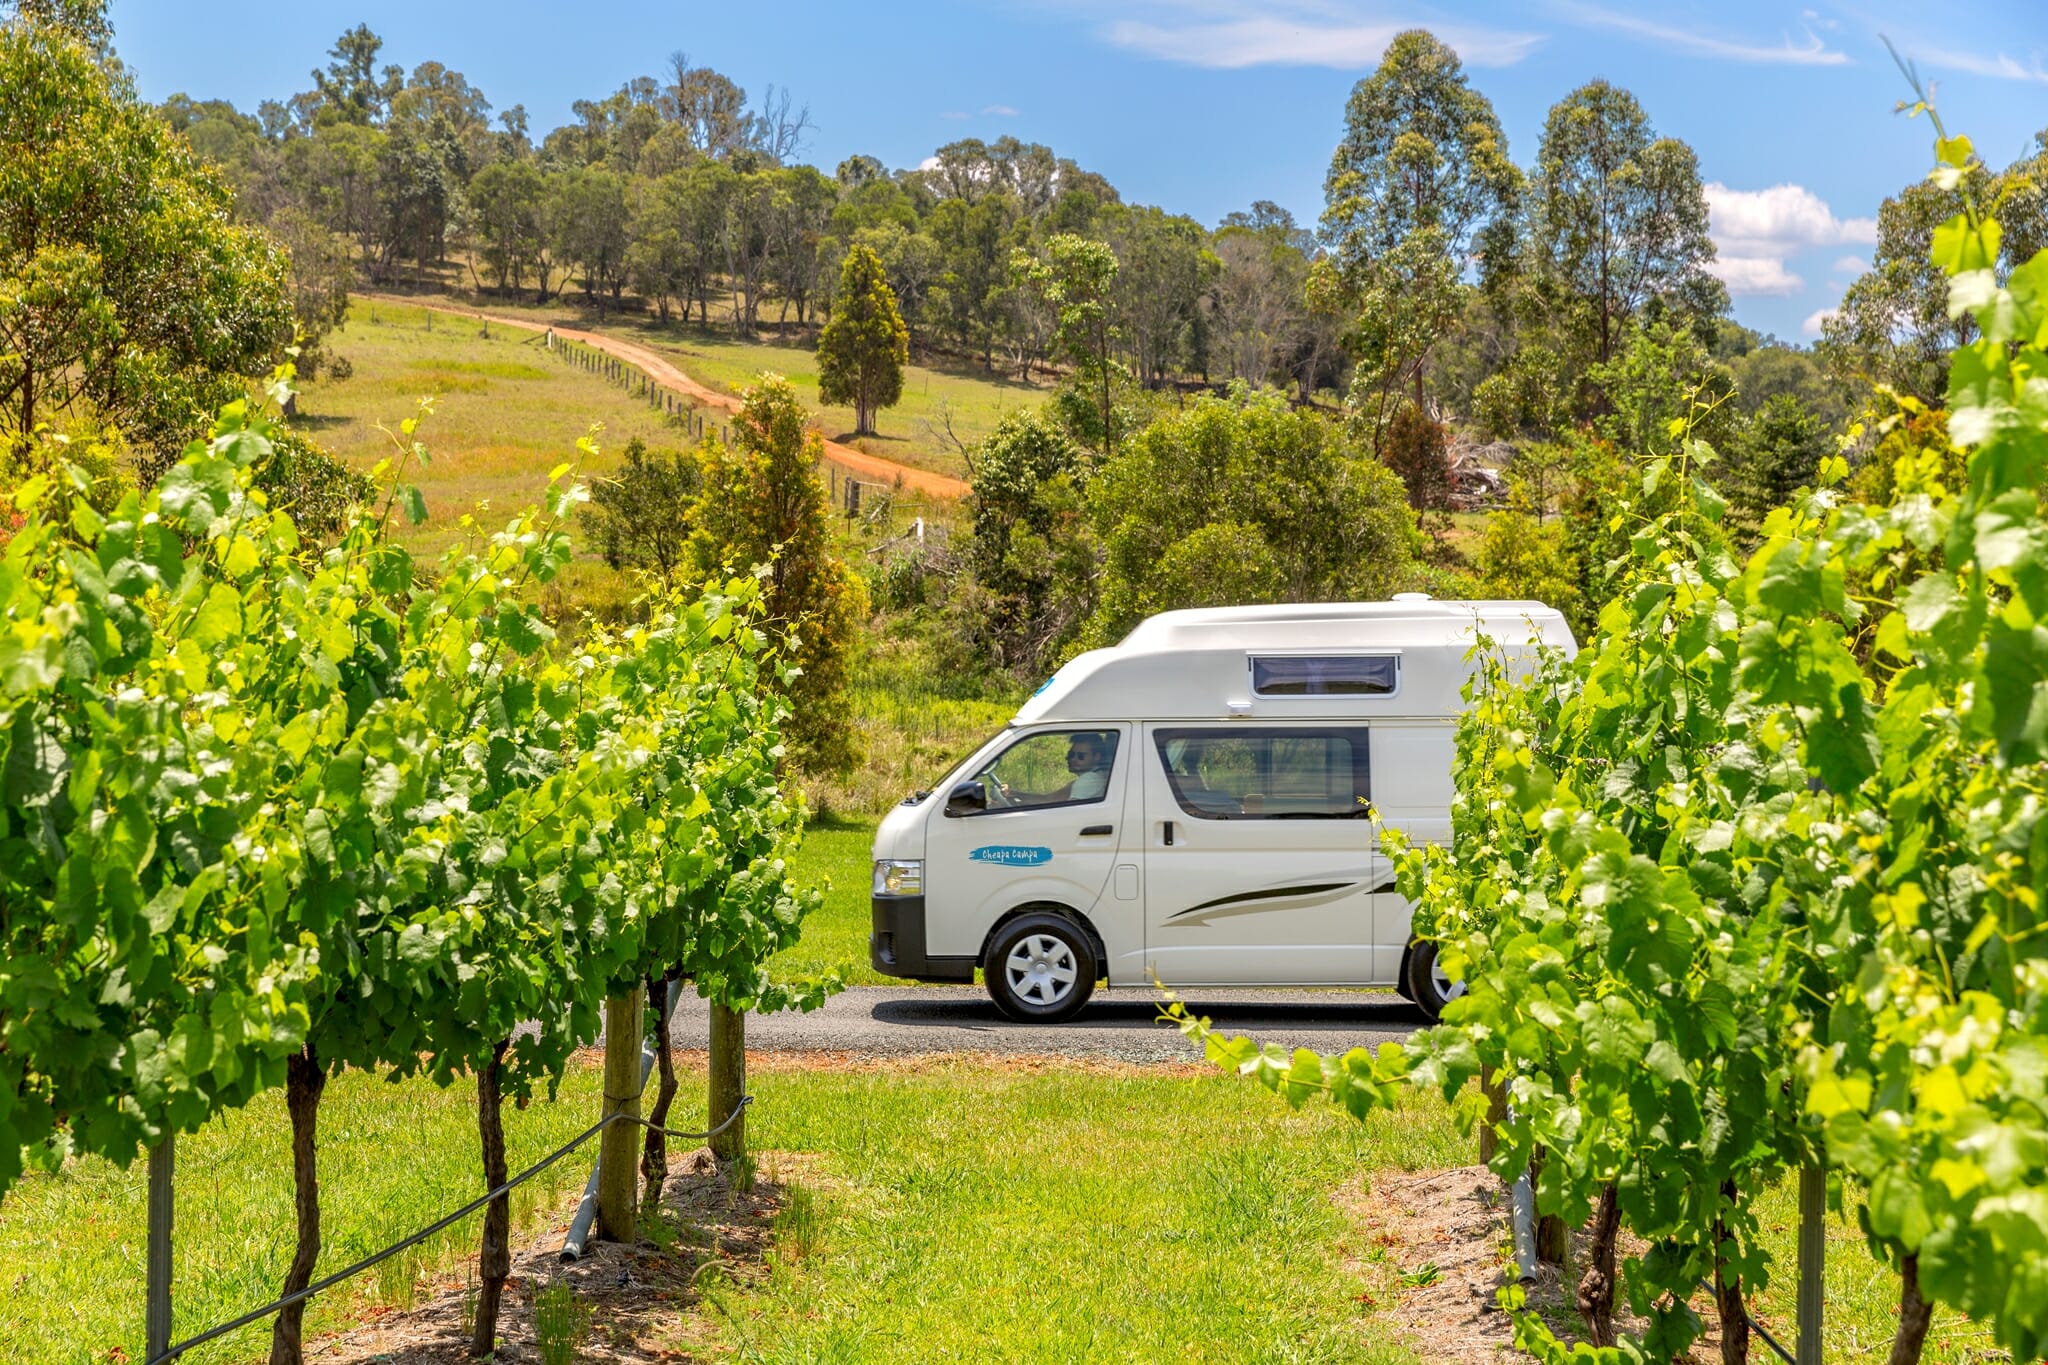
[142, 1094, 752, 1364]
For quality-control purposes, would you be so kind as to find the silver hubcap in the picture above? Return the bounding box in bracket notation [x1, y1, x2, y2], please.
[1005, 934, 1078, 1007]
[1432, 958, 1467, 1005]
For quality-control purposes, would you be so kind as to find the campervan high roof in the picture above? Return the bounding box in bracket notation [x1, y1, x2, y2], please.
[1012, 598, 1573, 724]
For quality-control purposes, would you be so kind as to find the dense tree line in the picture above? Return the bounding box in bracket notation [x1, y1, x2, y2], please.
[152, 25, 1342, 396]
[44, 3, 2043, 697]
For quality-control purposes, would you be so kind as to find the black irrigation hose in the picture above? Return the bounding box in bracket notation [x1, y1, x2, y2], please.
[1746, 1305, 1797, 1365]
[1695, 1279, 1796, 1365]
[145, 1096, 753, 1365]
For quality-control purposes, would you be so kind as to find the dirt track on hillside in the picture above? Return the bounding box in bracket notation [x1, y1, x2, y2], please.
[359, 294, 970, 500]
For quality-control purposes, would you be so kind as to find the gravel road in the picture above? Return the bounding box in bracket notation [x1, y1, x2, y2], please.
[667, 985, 1427, 1064]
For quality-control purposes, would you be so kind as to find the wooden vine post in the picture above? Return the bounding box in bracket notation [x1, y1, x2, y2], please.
[596, 985, 644, 1242]
[708, 1003, 747, 1162]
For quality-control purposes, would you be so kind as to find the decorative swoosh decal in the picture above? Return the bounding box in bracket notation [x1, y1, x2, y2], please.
[1167, 880, 1364, 925]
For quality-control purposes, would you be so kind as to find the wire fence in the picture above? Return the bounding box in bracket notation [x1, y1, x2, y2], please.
[542, 333, 954, 530]
[143, 1092, 751, 1365]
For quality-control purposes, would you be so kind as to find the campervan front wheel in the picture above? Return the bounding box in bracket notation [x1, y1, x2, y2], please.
[985, 913, 1098, 1023]
[1405, 941, 1468, 1022]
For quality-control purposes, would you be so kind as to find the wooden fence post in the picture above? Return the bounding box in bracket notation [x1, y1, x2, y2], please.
[596, 986, 643, 1241]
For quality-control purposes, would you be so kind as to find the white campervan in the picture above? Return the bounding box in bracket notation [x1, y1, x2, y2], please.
[868, 598, 1575, 1022]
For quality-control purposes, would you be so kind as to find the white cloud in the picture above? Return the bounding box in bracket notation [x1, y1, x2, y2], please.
[982, 104, 1020, 116]
[1802, 306, 1840, 337]
[1832, 254, 1867, 275]
[940, 110, 970, 120]
[917, 155, 942, 171]
[1550, 0, 1848, 65]
[1899, 40, 2048, 83]
[1099, 6, 1543, 70]
[1703, 183, 1876, 295]
[1708, 183, 1877, 253]
[1711, 256, 1805, 296]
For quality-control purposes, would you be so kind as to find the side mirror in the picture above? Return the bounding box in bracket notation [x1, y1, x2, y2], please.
[944, 780, 986, 817]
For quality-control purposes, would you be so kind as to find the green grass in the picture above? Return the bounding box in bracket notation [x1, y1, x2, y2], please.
[0, 1053, 2013, 1365]
[1743, 1180, 2002, 1364]
[0, 1063, 604, 1365]
[806, 622, 1024, 823]
[644, 323, 1033, 481]
[299, 298, 687, 556]
[778, 816, 887, 986]
[704, 1058, 1455, 1364]
[365, 285, 1043, 482]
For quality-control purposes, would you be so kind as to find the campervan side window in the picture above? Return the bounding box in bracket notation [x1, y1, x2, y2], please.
[966, 729, 1121, 813]
[1153, 727, 1369, 819]
[1249, 654, 1398, 697]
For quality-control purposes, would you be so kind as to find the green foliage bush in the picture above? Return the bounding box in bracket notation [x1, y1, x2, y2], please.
[0, 18, 291, 461]
[688, 374, 867, 774]
[1179, 121, 2048, 1365]
[960, 408, 1093, 673]
[1081, 386, 1426, 646]
[587, 434, 700, 579]
[253, 426, 374, 540]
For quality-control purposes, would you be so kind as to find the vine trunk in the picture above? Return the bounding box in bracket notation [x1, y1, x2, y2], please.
[1887, 1254, 1931, 1365]
[1576, 1182, 1621, 1347]
[642, 972, 680, 1204]
[268, 1046, 326, 1365]
[471, 1039, 512, 1356]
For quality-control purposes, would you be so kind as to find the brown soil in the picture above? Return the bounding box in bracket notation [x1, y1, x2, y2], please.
[301, 1147, 813, 1364]
[357, 294, 970, 501]
[1343, 1166, 1722, 1364]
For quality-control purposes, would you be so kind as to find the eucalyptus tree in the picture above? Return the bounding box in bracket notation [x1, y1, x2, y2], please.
[1011, 233, 1122, 454]
[0, 18, 291, 458]
[1322, 29, 1519, 446]
[1532, 80, 1720, 369]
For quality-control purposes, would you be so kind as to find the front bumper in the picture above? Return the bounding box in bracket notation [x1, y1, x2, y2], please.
[870, 895, 976, 982]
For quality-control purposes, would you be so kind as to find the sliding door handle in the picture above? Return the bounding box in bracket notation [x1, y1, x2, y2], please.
[1080, 824, 1113, 836]
[1163, 820, 1175, 846]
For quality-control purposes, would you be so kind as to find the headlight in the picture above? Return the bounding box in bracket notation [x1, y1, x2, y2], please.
[873, 859, 923, 897]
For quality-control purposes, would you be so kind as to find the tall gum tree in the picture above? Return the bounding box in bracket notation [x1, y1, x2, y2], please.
[0, 16, 291, 462]
[1533, 80, 1721, 372]
[1321, 29, 1518, 447]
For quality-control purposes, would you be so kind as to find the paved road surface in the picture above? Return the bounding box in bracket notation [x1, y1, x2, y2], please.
[668, 985, 1426, 1064]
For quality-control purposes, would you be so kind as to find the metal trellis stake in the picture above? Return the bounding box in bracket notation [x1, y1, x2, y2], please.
[146, 1135, 173, 1363]
[1796, 1159, 1824, 1364]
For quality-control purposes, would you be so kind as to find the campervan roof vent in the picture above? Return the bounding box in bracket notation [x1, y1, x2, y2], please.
[1390, 592, 1432, 602]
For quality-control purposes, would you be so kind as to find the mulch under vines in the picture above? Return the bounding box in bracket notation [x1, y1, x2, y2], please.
[301, 1147, 807, 1364]
[1344, 1165, 1723, 1363]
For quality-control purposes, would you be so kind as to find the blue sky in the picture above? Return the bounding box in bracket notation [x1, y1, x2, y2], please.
[111, 1, 2048, 342]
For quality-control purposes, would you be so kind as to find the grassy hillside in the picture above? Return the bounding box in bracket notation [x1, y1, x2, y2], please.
[349, 286, 1039, 482]
[295, 299, 681, 556]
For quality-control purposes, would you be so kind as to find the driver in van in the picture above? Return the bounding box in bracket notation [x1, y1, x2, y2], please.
[1063, 732, 1111, 801]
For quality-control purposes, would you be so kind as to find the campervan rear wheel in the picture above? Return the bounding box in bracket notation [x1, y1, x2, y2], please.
[1405, 941, 1467, 1022]
[985, 913, 1098, 1023]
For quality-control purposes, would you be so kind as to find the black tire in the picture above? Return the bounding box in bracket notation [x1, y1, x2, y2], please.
[1404, 939, 1467, 1022]
[984, 913, 1098, 1023]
